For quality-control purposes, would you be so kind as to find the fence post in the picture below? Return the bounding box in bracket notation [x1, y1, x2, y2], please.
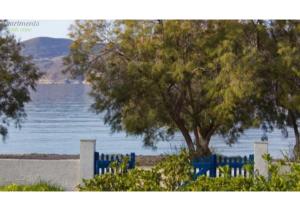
[254, 141, 269, 178]
[210, 154, 217, 177]
[80, 139, 96, 181]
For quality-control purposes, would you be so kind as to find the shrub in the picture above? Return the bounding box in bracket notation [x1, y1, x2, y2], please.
[180, 176, 254, 191]
[153, 149, 193, 191]
[182, 155, 300, 191]
[79, 168, 161, 191]
[79, 151, 300, 191]
[0, 182, 63, 191]
[79, 150, 192, 191]
[249, 157, 300, 191]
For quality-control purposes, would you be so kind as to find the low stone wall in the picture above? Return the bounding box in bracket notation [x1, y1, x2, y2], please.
[0, 140, 284, 191]
[0, 140, 96, 191]
[0, 159, 80, 191]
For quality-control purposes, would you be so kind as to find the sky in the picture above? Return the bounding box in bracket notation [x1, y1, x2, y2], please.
[7, 20, 74, 41]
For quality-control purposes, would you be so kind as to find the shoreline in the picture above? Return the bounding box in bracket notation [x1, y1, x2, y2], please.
[0, 154, 166, 166]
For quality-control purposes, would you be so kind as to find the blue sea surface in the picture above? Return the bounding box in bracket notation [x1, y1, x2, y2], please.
[0, 84, 295, 158]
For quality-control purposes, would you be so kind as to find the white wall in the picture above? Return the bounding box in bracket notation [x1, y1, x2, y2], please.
[254, 141, 269, 178]
[0, 159, 80, 191]
[0, 141, 287, 191]
[80, 140, 95, 180]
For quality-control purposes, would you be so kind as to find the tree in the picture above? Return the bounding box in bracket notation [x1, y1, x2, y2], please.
[0, 20, 41, 138]
[65, 20, 263, 156]
[251, 20, 300, 157]
[270, 21, 300, 157]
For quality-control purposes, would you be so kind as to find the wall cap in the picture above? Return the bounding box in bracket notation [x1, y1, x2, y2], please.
[254, 141, 268, 145]
[80, 139, 96, 143]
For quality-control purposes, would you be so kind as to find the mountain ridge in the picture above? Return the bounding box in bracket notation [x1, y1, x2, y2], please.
[21, 37, 82, 84]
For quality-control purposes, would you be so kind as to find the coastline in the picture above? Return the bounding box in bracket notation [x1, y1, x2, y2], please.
[37, 80, 89, 85]
[0, 154, 165, 166]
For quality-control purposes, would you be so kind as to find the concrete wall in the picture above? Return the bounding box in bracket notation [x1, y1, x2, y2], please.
[254, 141, 269, 178]
[254, 141, 297, 178]
[0, 140, 290, 191]
[80, 140, 95, 180]
[0, 159, 80, 191]
[0, 140, 96, 191]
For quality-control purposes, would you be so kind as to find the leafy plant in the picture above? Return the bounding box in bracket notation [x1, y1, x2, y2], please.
[79, 168, 161, 191]
[153, 149, 193, 191]
[0, 182, 63, 191]
[79, 150, 192, 191]
[79, 151, 300, 191]
[0, 20, 41, 138]
[180, 176, 254, 191]
[65, 20, 264, 156]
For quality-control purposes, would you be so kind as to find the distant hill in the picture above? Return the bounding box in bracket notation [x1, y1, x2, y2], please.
[22, 37, 72, 59]
[21, 37, 83, 84]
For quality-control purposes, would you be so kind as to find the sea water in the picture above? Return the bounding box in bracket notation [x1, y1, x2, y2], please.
[0, 84, 295, 158]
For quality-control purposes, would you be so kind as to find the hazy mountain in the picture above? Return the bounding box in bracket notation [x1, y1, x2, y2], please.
[22, 37, 72, 59]
[21, 37, 82, 84]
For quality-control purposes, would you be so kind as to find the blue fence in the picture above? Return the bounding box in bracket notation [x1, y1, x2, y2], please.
[93, 151, 253, 178]
[193, 154, 254, 178]
[94, 152, 136, 175]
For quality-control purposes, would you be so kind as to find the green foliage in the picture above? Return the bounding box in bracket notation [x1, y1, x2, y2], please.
[79, 152, 300, 191]
[64, 20, 260, 155]
[65, 20, 300, 156]
[0, 182, 63, 191]
[79, 168, 161, 191]
[181, 176, 254, 191]
[183, 155, 300, 191]
[79, 150, 192, 191]
[245, 20, 300, 157]
[0, 20, 41, 138]
[249, 155, 300, 191]
[153, 149, 193, 190]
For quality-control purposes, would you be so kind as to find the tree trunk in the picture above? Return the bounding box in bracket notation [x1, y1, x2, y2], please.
[195, 139, 211, 157]
[173, 117, 196, 153]
[169, 109, 212, 157]
[193, 126, 211, 157]
[289, 110, 300, 159]
[294, 133, 300, 159]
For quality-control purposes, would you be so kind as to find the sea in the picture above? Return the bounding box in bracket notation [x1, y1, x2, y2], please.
[0, 84, 296, 158]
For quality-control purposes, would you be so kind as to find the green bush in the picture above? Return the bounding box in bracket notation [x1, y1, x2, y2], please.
[153, 149, 193, 191]
[182, 155, 300, 191]
[0, 182, 63, 191]
[249, 157, 300, 191]
[180, 176, 254, 191]
[80, 168, 161, 191]
[79, 150, 192, 191]
[79, 151, 300, 191]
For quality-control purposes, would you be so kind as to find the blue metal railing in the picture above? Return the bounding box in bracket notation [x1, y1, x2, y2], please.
[94, 152, 136, 175]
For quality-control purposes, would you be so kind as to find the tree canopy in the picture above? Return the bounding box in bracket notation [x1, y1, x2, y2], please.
[65, 20, 300, 157]
[254, 20, 300, 156]
[0, 20, 41, 138]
